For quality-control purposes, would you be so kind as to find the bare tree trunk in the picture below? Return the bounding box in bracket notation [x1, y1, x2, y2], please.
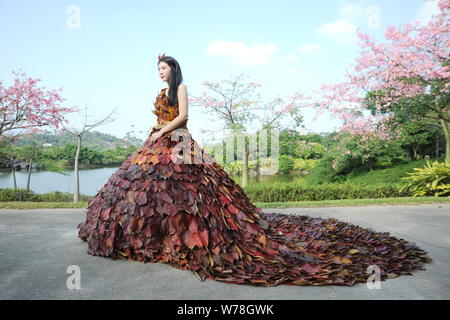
[367, 158, 375, 172]
[61, 104, 116, 202]
[436, 131, 439, 159]
[11, 160, 17, 189]
[74, 134, 81, 202]
[242, 140, 249, 187]
[255, 158, 260, 176]
[440, 119, 450, 164]
[26, 158, 32, 190]
[255, 131, 260, 177]
[412, 145, 418, 160]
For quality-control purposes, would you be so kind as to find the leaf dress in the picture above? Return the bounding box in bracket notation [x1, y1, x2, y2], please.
[77, 87, 432, 287]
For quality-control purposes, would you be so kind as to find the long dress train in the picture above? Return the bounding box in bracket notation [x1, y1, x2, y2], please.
[77, 88, 432, 287]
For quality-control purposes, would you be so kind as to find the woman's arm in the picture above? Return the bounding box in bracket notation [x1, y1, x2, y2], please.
[158, 84, 189, 134]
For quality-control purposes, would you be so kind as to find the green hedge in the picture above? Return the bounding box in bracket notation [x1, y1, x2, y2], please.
[0, 188, 91, 202]
[243, 182, 412, 202]
[0, 188, 41, 202]
[0, 182, 434, 204]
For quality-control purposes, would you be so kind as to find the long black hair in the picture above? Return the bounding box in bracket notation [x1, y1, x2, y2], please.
[158, 55, 183, 106]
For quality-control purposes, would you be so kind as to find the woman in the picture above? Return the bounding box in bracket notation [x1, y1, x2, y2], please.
[77, 54, 432, 287]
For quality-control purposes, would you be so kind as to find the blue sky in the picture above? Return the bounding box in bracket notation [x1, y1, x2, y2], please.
[0, 0, 440, 145]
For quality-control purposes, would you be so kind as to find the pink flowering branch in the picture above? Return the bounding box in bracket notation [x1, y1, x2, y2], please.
[0, 70, 78, 139]
[312, 0, 450, 162]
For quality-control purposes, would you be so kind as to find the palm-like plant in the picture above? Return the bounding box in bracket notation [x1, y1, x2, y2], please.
[399, 160, 450, 197]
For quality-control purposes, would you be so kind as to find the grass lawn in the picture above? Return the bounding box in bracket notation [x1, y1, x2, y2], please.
[255, 196, 450, 208]
[0, 196, 449, 209]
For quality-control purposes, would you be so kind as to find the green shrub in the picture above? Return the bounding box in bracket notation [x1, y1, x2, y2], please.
[243, 182, 410, 202]
[296, 141, 326, 159]
[391, 157, 405, 165]
[39, 191, 72, 202]
[39, 191, 92, 202]
[222, 160, 258, 176]
[279, 155, 295, 174]
[293, 158, 317, 173]
[399, 160, 450, 197]
[0, 188, 92, 202]
[0, 188, 41, 201]
[304, 154, 342, 185]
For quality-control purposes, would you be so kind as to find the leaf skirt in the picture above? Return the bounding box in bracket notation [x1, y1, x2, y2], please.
[77, 127, 432, 287]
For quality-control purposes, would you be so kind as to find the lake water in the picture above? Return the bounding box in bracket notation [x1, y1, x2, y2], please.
[0, 167, 306, 196]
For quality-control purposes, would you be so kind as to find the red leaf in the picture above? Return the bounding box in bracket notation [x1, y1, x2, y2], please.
[227, 204, 239, 215]
[188, 216, 199, 233]
[158, 192, 173, 203]
[301, 264, 320, 273]
[191, 233, 203, 248]
[227, 217, 239, 230]
[171, 233, 181, 247]
[219, 194, 231, 205]
[101, 207, 112, 221]
[246, 222, 259, 235]
[142, 206, 155, 217]
[164, 202, 179, 216]
[99, 223, 106, 235]
[168, 217, 176, 234]
[183, 231, 196, 249]
[136, 191, 148, 205]
[199, 229, 209, 247]
[127, 216, 139, 234]
[118, 180, 131, 189]
[212, 246, 221, 255]
[222, 252, 235, 263]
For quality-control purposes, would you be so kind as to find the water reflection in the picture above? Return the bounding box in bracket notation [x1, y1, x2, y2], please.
[0, 167, 306, 196]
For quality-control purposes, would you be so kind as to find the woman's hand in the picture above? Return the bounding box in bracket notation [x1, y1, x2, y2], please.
[149, 130, 164, 145]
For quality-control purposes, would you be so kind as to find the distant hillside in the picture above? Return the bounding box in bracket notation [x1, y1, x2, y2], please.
[13, 130, 144, 150]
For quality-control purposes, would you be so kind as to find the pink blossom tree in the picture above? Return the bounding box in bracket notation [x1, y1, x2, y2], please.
[0, 70, 78, 189]
[312, 0, 450, 163]
[0, 70, 77, 139]
[190, 73, 264, 133]
[190, 73, 307, 186]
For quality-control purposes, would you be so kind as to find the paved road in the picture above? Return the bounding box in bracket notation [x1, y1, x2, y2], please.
[0, 204, 449, 300]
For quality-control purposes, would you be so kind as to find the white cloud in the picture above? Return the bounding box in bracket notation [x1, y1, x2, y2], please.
[269, 54, 303, 75]
[416, 0, 440, 25]
[298, 43, 326, 54]
[339, 1, 366, 21]
[206, 41, 278, 66]
[316, 19, 358, 44]
[316, 0, 381, 43]
[284, 54, 297, 61]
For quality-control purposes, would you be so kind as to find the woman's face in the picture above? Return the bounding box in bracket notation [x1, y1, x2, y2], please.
[158, 61, 171, 82]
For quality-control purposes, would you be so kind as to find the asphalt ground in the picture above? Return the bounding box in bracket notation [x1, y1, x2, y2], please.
[0, 204, 449, 300]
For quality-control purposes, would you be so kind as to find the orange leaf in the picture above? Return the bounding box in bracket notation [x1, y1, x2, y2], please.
[257, 235, 267, 246]
[227, 217, 239, 230]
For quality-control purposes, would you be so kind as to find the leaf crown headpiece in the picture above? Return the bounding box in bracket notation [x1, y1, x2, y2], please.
[158, 53, 166, 62]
